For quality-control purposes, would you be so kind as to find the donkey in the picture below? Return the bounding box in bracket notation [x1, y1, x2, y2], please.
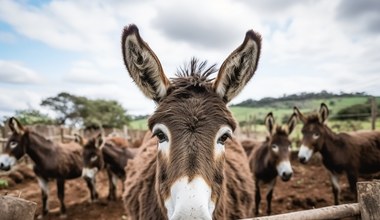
[76, 133, 136, 201]
[249, 112, 297, 216]
[121, 24, 261, 219]
[0, 117, 97, 218]
[295, 103, 380, 205]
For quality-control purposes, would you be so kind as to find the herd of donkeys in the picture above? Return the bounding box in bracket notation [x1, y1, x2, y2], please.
[1, 102, 379, 218]
[1, 24, 380, 219]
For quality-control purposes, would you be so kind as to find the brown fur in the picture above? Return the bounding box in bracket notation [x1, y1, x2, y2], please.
[241, 139, 261, 156]
[1, 117, 96, 217]
[122, 24, 260, 219]
[124, 136, 254, 219]
[295, 103, 380, 205]
[248, 113, 296, 215]
[108, 136, 130, 148]
[81, 133, 136, 201]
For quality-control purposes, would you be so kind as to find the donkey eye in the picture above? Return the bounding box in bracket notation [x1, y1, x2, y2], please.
[90, 155, 98, 162]
[312, 133, 320, 139]
[217, 133, 231, 145]
[271, 144, 280, 153]
[10, 141, 18, 149]
[154, 130, 168, 143]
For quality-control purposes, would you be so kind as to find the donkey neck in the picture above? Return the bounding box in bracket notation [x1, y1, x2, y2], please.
[320, 125, 346, 153]
[319, 125, 348, 172]
[23, 131, 56, 166]
[102, 143, 129, 169]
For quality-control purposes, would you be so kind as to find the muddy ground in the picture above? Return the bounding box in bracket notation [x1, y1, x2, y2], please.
[0, 152, 364, 220]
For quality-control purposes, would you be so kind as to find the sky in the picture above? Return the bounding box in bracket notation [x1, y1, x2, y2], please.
[0, 0, 380, 118]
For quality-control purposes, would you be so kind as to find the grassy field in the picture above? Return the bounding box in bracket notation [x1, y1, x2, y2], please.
[129, 97, 380, 136]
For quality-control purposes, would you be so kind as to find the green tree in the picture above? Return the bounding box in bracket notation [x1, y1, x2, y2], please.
[41, 92, 81, 125]
[14, 109, 56, 125]
[41, 92, 130, 128]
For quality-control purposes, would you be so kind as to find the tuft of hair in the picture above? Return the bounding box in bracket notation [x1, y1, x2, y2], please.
[176, 57, 217, 81]
[275, 126, 290, 136]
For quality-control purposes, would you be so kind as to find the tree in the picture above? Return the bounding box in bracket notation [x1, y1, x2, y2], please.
[13, 109, 56, 125]
[40, 92, 81, 125]
[77, 99, 130, 129]
[41, 92, 130, 128]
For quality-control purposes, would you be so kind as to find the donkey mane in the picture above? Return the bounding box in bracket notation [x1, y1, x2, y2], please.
[175, 58, 217, 80]
[27, 129, 54, 145]
[165, 58, 218, 98]
[273, 126, 289, 136]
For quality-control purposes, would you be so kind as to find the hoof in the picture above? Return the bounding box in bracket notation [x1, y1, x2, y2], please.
[37, 214, 45, 219]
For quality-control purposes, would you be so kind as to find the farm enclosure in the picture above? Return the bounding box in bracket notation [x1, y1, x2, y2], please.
[0, 144, 365, 219]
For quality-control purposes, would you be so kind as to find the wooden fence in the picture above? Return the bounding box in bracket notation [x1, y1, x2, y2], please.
[0, 125, 146, 150]
[243, 180, 380, 220]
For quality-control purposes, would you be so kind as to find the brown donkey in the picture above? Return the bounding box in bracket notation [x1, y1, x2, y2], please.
[295, 103, 380, 205]
[121, 24, 261, 219]
[0, 117, 97, 218]
[76, 133, 136, 200]
[249, 112, 297, 216]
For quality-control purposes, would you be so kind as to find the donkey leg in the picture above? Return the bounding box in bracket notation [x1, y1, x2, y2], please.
[84, 177, 98, 202]
[266, 179, 277, 215]
[330, 173, 341, 205]
[121, 175, 126, 192]
[255, 180, 261, 216]
[36, 177, 49, 219]
[107, 168, 117, 201]
[346, 171, 358, 200]
[57, 179, 67, 218]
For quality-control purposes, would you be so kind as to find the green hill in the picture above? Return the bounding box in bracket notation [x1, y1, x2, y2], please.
[129, 92, 380, 132]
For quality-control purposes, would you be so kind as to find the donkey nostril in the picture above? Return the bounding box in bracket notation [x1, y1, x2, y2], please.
[0, 162, 3, 168]
[299, 157, 306, 163]
[282, 172, 292, 181]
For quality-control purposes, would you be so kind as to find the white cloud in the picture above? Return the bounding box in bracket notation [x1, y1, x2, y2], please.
[0, 87, 42, 113]
[63, 60, 116, 84]
[0, 60, 43, 84]
[0, 0, 379, 119]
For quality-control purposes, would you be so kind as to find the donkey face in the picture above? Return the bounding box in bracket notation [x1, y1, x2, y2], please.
[80, 133, 105, 181]
[122, 24, 261, 219]
[265, 112, 297, 181]
[295, 103, 329, 163]
[0, 117, 27, 171]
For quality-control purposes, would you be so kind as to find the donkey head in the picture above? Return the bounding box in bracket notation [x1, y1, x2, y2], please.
[122, 24, 261, 219]
[79, 133, 105, 181]
[265, 112, 297, 181]
[0, 117, 27, 171]
[294, 103, 329, 163]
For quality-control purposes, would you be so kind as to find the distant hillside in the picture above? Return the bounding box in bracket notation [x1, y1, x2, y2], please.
[129, 91, 380, 130]
[231, 91, 370, 108]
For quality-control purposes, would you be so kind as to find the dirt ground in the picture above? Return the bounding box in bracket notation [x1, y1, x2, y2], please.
[0, 154, 363, 220]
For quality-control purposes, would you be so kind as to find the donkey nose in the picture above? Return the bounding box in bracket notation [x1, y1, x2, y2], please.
[299, 156, 306, 164]
[0, 162, 4, 168]
[281, 172, 292, 181]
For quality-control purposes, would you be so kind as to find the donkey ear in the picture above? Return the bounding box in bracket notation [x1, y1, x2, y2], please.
[213, 30, 261, 103]
[264, 112, 275, 135]
[74, 133, 84, 146]
[293, 106, 306, 124]
[319, 103, 329, 123]
[122, 24, 170, 102]
[287, 113, 298, 135]
[94, 133, 105, 149]
[8, 117, 24, 135]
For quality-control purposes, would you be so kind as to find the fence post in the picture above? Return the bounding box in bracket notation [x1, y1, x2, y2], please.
[357, 180, 380, 220]
[371, 97, 377, 130]
[60, 126, 65, 143]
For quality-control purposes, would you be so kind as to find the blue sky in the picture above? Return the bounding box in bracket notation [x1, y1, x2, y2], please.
[0, 0, 380, 118]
